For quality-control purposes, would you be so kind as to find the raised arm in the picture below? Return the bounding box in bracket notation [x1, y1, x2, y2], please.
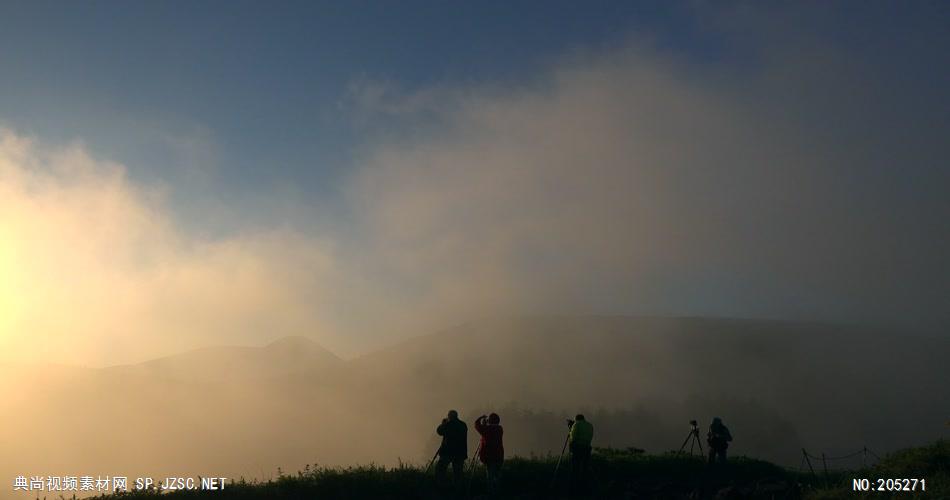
[474, 415, 487, 434]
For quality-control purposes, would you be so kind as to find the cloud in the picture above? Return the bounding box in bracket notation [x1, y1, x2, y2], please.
[341, 38, 950, 340]
[3, 22, 948, 365]
[0, 131, 338, 365]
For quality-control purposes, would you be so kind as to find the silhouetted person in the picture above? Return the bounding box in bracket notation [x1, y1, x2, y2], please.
[567, 414, 594, 496]
[475, 413, 504, 493]
[706, 417, 732, 465]
[435, 410, 468, 486]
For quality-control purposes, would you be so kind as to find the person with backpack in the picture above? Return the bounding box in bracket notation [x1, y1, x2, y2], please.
[706, 417, 733, 465]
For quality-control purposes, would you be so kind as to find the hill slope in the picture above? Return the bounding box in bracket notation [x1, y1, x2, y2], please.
[104, 335, 341, 382]
[1, 317, 946, 489]
[338, 316, 948, 463]
[88, 440, 950, 499]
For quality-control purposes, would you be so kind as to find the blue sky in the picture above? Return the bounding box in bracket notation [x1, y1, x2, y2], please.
[2, 2, 673, 206]
[1, 1, 948, 362]
[1, 2, 946, 217]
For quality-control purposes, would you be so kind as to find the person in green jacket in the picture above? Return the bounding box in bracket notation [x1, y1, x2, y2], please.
[567, 414, 594, 495]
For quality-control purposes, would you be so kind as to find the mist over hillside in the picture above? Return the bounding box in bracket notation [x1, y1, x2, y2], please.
[1, 316, 946, 487]
[104, 336, 342, 383]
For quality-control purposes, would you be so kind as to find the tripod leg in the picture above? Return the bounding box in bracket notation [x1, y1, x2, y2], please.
[424, 448, 440, 474]
[467, 442, 482, 497]
[550, 432, 570, 489]
[680, 431, 693, 455]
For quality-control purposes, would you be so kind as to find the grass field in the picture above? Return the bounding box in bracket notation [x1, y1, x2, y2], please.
[86, 441, 946, 499]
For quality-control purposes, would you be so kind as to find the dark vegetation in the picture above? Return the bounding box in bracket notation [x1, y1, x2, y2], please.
[88, 440, 947, 500]
[808, 439, 948, 499]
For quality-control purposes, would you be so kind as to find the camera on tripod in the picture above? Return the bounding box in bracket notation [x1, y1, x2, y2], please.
[679, 419, 703, 455]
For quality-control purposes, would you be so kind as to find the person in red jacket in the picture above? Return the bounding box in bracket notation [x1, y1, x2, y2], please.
[474, 413, 504, 492]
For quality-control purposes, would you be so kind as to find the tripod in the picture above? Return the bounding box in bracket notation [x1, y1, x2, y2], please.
[679, 421, 703, 456]
[424, 447, 440, 474]
[466, 441, 483, 497]
[549, 430, 570, 489]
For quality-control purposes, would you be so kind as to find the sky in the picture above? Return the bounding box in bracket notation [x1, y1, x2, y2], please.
[0, 1, 948, 365]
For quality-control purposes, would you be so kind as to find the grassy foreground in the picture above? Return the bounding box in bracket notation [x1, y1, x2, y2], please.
[91, 441, 946, 500]
[807, 439, 947, 499]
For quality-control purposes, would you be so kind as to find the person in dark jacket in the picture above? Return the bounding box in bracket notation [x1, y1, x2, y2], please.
[435, 410, 468, 484]
[706, 417, 733, 465]
[474, 413, 504, 492]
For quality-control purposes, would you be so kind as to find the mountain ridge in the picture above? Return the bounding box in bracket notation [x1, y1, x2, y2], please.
[102, 334, 341, 383]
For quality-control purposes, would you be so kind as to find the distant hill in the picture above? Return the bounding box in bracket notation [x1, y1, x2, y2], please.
[1, 316, 946, 489]
[104, 335, 342, 382]
[337, 316, 948, 463]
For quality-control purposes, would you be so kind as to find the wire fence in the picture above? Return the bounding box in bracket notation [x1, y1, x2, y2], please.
[790, 446, 882, 475]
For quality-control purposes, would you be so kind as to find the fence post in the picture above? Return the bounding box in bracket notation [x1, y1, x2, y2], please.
[821, 453, 829, 478]
[801, 448, 816, 475]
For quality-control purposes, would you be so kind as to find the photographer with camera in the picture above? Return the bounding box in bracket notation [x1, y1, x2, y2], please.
[474, 413, 504, 493]
[566, 414, 594, 495]
[706, 417, 732, 465]
[435, 410, 468, 485]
